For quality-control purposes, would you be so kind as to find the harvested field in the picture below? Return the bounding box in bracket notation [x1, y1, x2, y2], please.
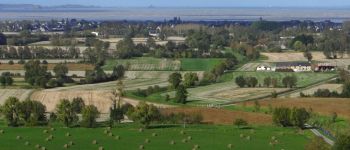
[103, 57, 181, 71]
[289, 83, 343, 98]
[0, 89, 33, 104]
[237, 63, 265, 71]
[0, 63, 94, 71]
[0, 59, 83, 64]
[211, 88, 289, 101]
[161, 107, 272, 125]
[243, 98, 350, 119]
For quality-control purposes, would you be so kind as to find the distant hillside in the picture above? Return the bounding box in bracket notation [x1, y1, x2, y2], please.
[0, 4, 98, 9]
[0, 4, 42, 9]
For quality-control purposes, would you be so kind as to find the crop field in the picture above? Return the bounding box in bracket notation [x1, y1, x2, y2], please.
[103, 57, 181, 71]
[237, 63, 267, 71]
[180, 58, 224, 71]
[0, 89, 33, 104]
[289, 83, 343, 98]
[0, 123, 310, 150]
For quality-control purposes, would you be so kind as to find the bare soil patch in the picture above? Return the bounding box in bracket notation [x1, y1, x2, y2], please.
[161, 107, 272, 125]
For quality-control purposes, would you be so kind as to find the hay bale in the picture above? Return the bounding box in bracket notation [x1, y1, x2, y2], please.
[115, 136, 120, 140]
[66, 132, 71, 137]
[63, 144, 69, 149]
[43, 130, 48, 134]
[227, 144, 233, 149]
[182, 139, 187, 143]
[16, 135, 22, 140]
[169, 140, 175, 145]
[104, 130, 109, 134]
[152, 133, 157, 137]
[98, 146, 104, 150]
[139, 128, 144, 132]
[41, 147, 46, 150]
[180, 130, 185, 135]
[139, 145, 144, 149]
[0, 130, 4, 134]
[193, 144, 200, 149]
[35, 144, 41, 149]
[187, 136, 192, 140]
[50, 128, 55, 131]
[246, 136, 251, 141]
[271, 136, 276, 140]
[92, 140, 98, 145]
[69, 141, 74, 146]
[108, 133, 113, 137]
[24, 141, 30, 146]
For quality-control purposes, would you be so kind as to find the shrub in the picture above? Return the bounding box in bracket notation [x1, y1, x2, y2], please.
[8, 60, 14, 65]
[235, 76, 246, 87]
[234, 118, 248, 128]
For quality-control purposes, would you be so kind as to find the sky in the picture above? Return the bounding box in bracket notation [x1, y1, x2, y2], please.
[1, 0, 350, 7]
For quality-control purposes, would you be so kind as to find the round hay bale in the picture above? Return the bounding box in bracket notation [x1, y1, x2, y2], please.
[92, 140, 98, 145]
[35, 144, 41, 149]
[65, 132, 71, 137]
[50, 128, 55, 131]
[227, 144, 233, 149]
[169, 140, 175, 145]
[98, 146, 104, 150]
[180, 130, 185, 135]
[246, 136, 251, 141]
[69, 141, 74, 146]
[139, 145, 144, 149]
[24, 141, 30, 146]
[193, 144, 200, 149]
[63, 144, 69, 149]
[144, 139, 150, 143]
[239, 134, 244, 138]
[271, 136, 276, 140]
[16, 135, 21, 140]
[108, 133, 113, 137]
[115, 136, 120, 140]
[152, 133, 157, 137]
[187, 136, 192, 140]
[43, 130, 48, 134]
[0, 130, 4, 134]
[182, 139, 187, 143]
[104, 130, 109, 134]
[139, 128, 144, 132]
[41, 147, 46, 150]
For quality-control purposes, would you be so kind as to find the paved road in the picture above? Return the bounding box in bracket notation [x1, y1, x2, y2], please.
[305, 124, 335, 146]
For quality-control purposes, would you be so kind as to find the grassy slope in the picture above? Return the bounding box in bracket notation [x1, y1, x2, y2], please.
[0, 123, 310, 150]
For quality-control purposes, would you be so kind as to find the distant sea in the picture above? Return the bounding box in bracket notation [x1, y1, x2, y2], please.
[1, 7, 350, 22]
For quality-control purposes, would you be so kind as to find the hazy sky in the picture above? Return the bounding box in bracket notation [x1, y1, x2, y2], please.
[1, 0, 350, 7]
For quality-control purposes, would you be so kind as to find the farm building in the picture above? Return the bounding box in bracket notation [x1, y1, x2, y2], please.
[256, 63, 276, 71]
[275, 62, 312, 72]
[313, 62, 337, 72]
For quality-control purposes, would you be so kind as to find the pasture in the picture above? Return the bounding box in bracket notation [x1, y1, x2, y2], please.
[0, 123, 310, 150]
[288, 83, 343, 98]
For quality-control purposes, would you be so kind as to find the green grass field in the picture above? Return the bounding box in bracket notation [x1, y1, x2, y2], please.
[0, 122, 311, 150]
[180, 58, 224, 71]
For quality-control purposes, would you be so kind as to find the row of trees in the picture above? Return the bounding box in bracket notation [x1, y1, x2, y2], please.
[0, 46, 80, 59]
[0, 72, 13, 87]
[235, 76, 298, 88]
[168, 72, 189, 104]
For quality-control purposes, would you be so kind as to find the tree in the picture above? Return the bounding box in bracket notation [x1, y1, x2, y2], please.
[235, 76, 246, 88]
[333, 133, 350, 150]
[282, 76, 297, 88]
[19, 99, 47, 126]
[331, 112, 338, 123]
[234, 118, 248, 129]
[56, 99, 78, 127]
[111, 65, 125, 80]
[116, 37, 136, 59]
[341, 82, 350, 98]
[146, 37, 156, 49]
[1, 97, 21, 126]
[183, 72, 198, 87]
[304, 136, 330, 150]
[263, 77, 272, 87]
[130, 101, 160, 128]
[254, 100, 260, 112]
[0, 32, 6, 45]
[109, 81, 125, 125]
[24, 60, 51, 87]
[246, 77, 258, 87]
[81, 105, 100, 128]
[71, 97, 85, 113]
[53, 63, 68, 78]
[273, 107, 292, 127]
[175, 85, 188, 104]
[168, 72, 182, 89]
[290, 107, 310, 129]
[293, 41, 305, 51]
[304, 51, 313, 62]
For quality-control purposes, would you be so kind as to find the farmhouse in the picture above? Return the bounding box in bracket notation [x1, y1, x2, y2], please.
[256, 63, 275, 71]
[275, 62, 312, 72]
[313, 62, 337, 72]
